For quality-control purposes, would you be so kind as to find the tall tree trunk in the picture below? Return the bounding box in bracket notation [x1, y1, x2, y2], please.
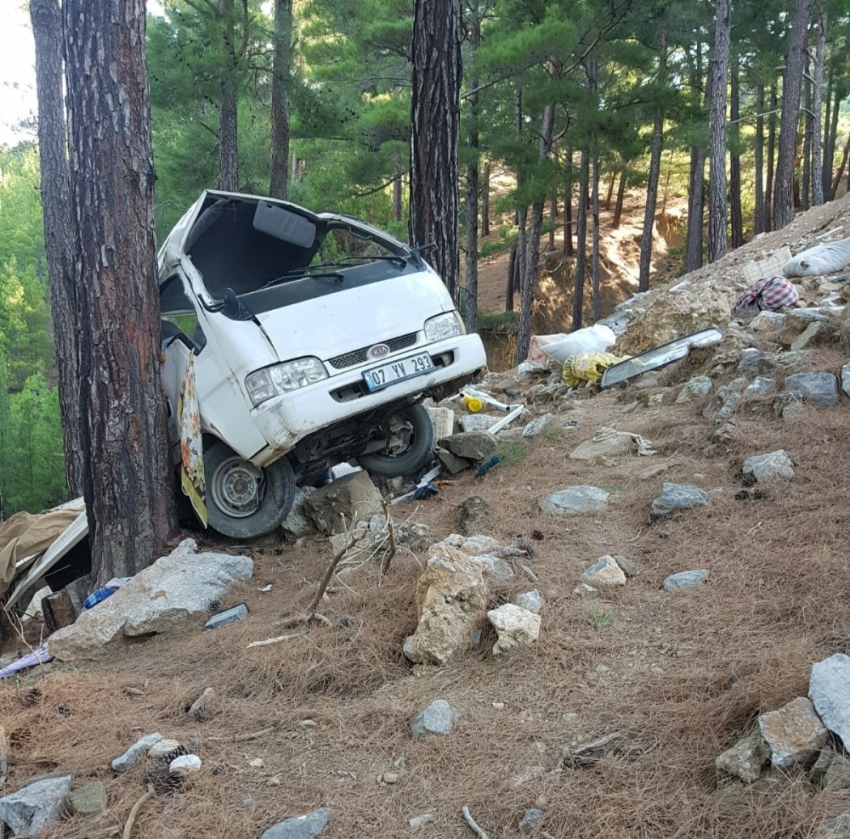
[392, 166, 403, 222]
[269, 0, 292, 199]
[802, 53, 812, 211]
[605, 170, 616, 209]
[754, 83, 767, 234]
[729, 49, 744, 248]
[218, 0, 239, 192]
[548, 166, 557, 251]
[811, 4, 826, 206]
[774, 0, 812, 229]
[506, 245, 516, 312]
[685, 40, 706, 272]
[572, 148, 589, 331]
[832, 133, 850, 200]
[480, 161, 490, 237]
[823, 71, 839, 200]
[612, 164, 627, 228]
[639, 31, 667, 291]
[30, 0, 84, 498]
[464, 16, 480, 335]
[409, 0, 462, 303]
[563, 146, 574, 256]
[708, 0, 730, 263]
[591, 144, 601, 323]
[766, 82, 778, 231]
[516, 100, 555, 365]
[64, 0, 176, 582]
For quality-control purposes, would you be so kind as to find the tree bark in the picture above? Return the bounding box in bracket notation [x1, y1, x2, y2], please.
[30, 0, 85, 498]
[708, 0, 730, 263]
[269, 0, 292, 199]
[685, 39, 706, 272]
[464, 16, 481, 335]
[639, 31, 667, 291]
[409, 0, 462, 303]
[392, 166, 403, 222]
[480, 161, 490, 237]
[773, 0, 812, 230]
[563, 146, 574, 256]
[605, 169, 616, 210]
[766, 82, 778, 231]
[811, 4, 826, 206]
[63, 0, 176, 582]
[822, 70, 838, 200]
[754, 83, 767, 234]
[572, 148, 589, 331]
[832, 133, 850, 200]
[506, 245, 516, 312]
[729, 49, 744, 249]
[217, 0, 239, 192]
[612, 165, 627, 229]
[591, 145, 601, 323]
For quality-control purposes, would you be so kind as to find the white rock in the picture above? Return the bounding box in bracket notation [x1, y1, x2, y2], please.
[515, 590, 543, 615]
[810, 653, 850, 750]
[487, 603, 541, 655]
[573, 583, 599, 600]
[169, 755, 202, 777]
[743, 450, 795, 482]
[249, 758, 265, 769]
[580, 555, 627, 587]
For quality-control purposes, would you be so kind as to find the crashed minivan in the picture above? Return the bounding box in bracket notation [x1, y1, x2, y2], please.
[157, 191, 487, 538]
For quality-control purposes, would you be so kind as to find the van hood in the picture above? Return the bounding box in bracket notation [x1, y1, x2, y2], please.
[254, 271, 450, 363]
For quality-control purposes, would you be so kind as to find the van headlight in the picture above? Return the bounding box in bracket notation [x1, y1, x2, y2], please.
[424, 311, 465, 341]
[245, 358, 328, 406]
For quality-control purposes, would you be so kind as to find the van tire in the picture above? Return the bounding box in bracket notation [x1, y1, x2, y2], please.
[204, 442, 296, 539]
[357, 404, 435, 478]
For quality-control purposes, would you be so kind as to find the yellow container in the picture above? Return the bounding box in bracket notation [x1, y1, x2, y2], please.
[462, 395, 484, 413]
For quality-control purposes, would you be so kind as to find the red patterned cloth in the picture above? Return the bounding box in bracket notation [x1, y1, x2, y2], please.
[737, 275, 799, 311]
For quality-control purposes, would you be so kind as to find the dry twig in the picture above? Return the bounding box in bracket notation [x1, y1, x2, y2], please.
[122, 785, 154, 839]
[461, 806, 491, 839]
[379, 500, 397, 578]
[205, 727, 275, 743]
[247, 633, 302, 649]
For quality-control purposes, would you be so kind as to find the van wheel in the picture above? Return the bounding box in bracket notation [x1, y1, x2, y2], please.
[357, 404, 435, 479]
[205, 442, 296, 539]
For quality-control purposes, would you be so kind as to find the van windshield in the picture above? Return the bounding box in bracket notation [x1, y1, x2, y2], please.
[183, 196, 415, 313]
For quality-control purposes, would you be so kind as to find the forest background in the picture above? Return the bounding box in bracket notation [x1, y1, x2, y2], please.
[1, 0, 849, 516]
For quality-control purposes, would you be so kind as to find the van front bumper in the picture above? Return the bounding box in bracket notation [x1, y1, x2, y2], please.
[248, 333, 487, 463]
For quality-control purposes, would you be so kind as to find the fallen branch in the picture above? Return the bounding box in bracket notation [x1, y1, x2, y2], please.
[122, 785, 154, 839]
[461, 806, 491, 839]
[205, 727, 274, 743]
[380, 500, 397, 578]
[247, 633, 301, 649]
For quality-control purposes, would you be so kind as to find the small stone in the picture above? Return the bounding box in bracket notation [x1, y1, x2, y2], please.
[743, 450, 794, 483]
[260, 808, 331, 839]
[487, 604, 541, 655]
[169, 755, 202, 778]
[522, 413, 552, 438]
[492, 702, 505, 710]
[410, 700, 457, 739]
[519, 808, 545, 831]
[112, 733, 163, 772]
[715, 731, 770, 784]
[409, 814, 433, 829]
[676, 376, 713, 403]
[823, 753, 850, 790]
[382, 772, 400, 784]
[613, 555, 640, 577]
[758, 696, 827, 768]
[472, 555, 515, 586]
[0, 776, 72, 837]
[790, 321, 826, 351]
[440, 431, 498, 461]
[573, 583, 599, 600]
[240, 798, 254, 810]
[62, 780, 107, 816]
[457, 496, 490, 535]
[750, 311, 785, 333]
[784, 371, 839, 408]
[436, 446, 471, 475]
[459, 414, 501, 433]
[249, 758, 265, 769]
[713, 422, 736, 443]
[266, 775, 282, 787]
[815, 811, 850, 839]
[540, 486, 610, 515]
[744, 377, 776, 397]
[650, 483, 709, 519]
[581, 555, 627, 587]
[663, 569, 709, 590]
[809, 653, 850, 750]
[515, 590, 543, 615]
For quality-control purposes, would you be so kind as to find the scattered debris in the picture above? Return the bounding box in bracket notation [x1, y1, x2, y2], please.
[461, 805, 492, 839]
[475, 455, 501, 479]
[569, 427, 655, 460]
[204, 603, 248, 630]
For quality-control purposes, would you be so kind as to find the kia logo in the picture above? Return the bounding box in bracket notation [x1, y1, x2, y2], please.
[368, 343, 391, 359]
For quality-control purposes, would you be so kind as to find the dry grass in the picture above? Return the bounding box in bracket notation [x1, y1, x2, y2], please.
[3, 365, 850, 838]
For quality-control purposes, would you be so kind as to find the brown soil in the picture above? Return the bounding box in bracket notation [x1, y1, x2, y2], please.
[3, 350, 850, 838]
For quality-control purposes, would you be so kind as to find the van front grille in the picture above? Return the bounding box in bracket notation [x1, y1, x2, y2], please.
[328, 332, 419, 370]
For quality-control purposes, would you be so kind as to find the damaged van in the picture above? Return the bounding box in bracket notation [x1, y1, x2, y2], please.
[157, 191, 486, 538]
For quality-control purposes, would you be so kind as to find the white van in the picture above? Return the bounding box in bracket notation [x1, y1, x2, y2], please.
[157, 191, 487, 538]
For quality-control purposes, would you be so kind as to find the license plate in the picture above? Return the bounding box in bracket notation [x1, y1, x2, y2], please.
[363, 352, 434, 392]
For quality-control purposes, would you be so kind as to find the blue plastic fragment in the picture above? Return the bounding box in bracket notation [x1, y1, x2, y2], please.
[475, 454, 500, 479]
[204, 603, 249, 630]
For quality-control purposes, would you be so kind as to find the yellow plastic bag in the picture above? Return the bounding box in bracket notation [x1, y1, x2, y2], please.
[562, 352, 629, 388]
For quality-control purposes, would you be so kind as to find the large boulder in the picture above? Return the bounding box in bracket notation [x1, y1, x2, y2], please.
[303, 472, 384, 535]
[784, 372, 840, 408]
[48, 540, 252, 663]
[440, 431, 498, 461]
[403, 542, 490, 666]
[810, 654, 850, 750]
